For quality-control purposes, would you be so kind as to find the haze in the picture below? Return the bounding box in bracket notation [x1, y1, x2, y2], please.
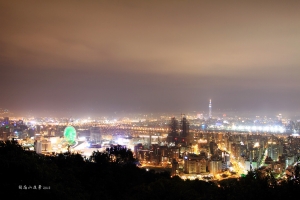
[1, 0, 300, 117]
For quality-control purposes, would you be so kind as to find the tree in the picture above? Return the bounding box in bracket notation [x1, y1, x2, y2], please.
[90, 145, 135, 165]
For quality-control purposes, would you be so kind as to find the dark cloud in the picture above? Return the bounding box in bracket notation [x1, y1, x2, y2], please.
[1, 0, 300, 117]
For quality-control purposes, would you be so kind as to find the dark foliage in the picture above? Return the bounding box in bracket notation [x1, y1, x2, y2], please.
[0, 140, 299, 200]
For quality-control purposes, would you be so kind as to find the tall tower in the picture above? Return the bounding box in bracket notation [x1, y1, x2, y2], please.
[167, 117, 179, 143]
[180, 114, 189, 138]
[209, 99, 212, 118]
[179, 114, 190, 145]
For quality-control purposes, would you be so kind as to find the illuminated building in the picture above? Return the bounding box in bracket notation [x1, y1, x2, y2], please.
[209, 139, 218, 155]
[245, 160, 251, 171]
[169, 147, 180, 160]
[34, 140, 42, 154]
[143, 145, 181, 164]
[179, 115, 190, 145]
[223, 152, 230, 168]
[267, 136, 283, 161]
[134, 143, 143, 158]
[90, 126, 101, 144]
[171, 159, 179, 177]
[285, 155, 295, 168]
[245, 160, 258, 171]
[41, 140, 52, 151]
[0, 126, 9, 140]
[208, 158, 222, 175]
[137, 150, 150, 162]
[248, 147, 263, 162]
[217, 133, 223, 144]
[3, 117, 9, 126]
[28, 128, 35, 137]
[231, 143, 241, 158]
[209, 99, 212, 118]
[251, 161, 258, 169]
[167, 117, 179, 144]
[268, 144, 283, 161]
[184, 154, 207, 174]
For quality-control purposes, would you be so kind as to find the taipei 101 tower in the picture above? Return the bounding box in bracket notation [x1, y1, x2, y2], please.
[209, 99, 212, 118]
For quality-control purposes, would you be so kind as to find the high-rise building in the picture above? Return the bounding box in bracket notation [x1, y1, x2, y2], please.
[167, 117, 179, 144]
[209, 140, 218, 155]
[34, 140, 42, 154]
[3, 117, 9, 126]
[178, 115, 190, 145]
[208, 158, 222, 175]
[209, 99, 212, 118]
[231, 143, 241, 158]
[184, 154, 207, 174]
[223, 152, 230, 168]
[180, 115, 189, 138]
[285, 155, 294, 168]
[90, 126, 101, 144]
[171, 159, 179, 176]
[268, 144, 283, 161]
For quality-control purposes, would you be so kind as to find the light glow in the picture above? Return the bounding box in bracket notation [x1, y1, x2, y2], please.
[64, 126, 76, 145]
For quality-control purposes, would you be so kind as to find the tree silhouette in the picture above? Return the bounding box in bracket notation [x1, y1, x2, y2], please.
[90, 145, 135, 165]
[1, 139, 300, 199]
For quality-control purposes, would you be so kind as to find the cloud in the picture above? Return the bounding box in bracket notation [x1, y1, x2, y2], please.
[1, 0, 300, 116]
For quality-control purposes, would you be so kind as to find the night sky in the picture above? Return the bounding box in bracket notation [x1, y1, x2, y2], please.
[1, 1, 300, 117]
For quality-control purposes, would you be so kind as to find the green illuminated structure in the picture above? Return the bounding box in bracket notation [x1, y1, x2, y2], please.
[64, 126, 76, 145]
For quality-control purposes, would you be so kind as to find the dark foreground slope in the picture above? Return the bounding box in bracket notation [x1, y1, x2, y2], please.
[0, 140, 299, 200]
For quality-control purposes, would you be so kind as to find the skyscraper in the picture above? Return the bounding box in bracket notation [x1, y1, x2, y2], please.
[90, 126, 101, 144]
[209, 99, 212, 118]
[167, 117, 179, 143]
[179, 114, 190, 145]
[180, 114, 189, 138]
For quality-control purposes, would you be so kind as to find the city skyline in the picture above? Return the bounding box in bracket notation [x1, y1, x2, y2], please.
[1, 1, 300, 117]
